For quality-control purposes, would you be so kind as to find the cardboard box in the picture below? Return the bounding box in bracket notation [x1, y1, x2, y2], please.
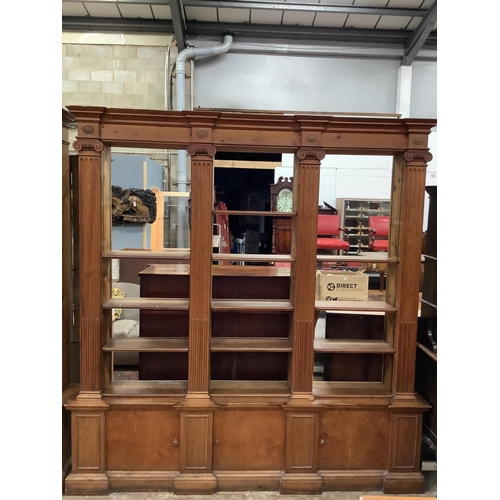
[316, 270, 369, 301]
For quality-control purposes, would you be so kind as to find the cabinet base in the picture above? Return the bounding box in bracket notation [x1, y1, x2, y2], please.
[383, 472, 427, 494]
[64, 472, 109, 495]
[320, 470, 385, 491]
[215, 471, 282, 491]
[280, 473, 323, 494]
[174, 473, 217, 494]
[107, 471, 177, 491]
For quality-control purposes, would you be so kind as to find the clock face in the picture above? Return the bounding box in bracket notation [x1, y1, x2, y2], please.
[277, 189, 293, 212]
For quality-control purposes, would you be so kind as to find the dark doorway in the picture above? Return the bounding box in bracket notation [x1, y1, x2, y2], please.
[214, 153, 280, 255]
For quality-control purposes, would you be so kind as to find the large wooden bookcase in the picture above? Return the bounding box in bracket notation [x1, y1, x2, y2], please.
[63, 107, 436, 496]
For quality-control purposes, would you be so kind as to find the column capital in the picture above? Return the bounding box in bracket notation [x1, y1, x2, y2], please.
[296, 148, 325, 161]
[73, 139, 104, 154]
[403, 149, 433, 163]
[187, 144, 217, 157]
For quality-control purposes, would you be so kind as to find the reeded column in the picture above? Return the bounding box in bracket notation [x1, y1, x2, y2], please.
[385, 148, 432, 494]
[281, 149, 323, 495]
[392, 149, 433, 396]
[174, 144, 217, 495]
[185, 143, 216, 397]
[64, 137, 109, 495]
[288, 148, 324, 397]
[73, 138, 108, 394]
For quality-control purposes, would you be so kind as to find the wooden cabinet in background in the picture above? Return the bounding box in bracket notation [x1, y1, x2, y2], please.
[337, 198, 390, 254]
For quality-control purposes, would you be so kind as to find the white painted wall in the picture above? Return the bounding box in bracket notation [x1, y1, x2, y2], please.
[194, 52, 401, 114]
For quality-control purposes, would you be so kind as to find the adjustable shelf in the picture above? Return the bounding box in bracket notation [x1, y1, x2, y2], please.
[103, 380, 188, 397]
[211, 337, 292, 352]
[103, 297, 190, 310]
[213, 253, 294, 263]
[103, 249, 190, 260]
[213, 209, 296, 217]
[103, 338, 189, 352]
[315, 301, 396, 312]
[212, 299, 293, 312]
[315, 254, 397, 263]
[314, 339, 395, 354]
[312, 381, 392, 398]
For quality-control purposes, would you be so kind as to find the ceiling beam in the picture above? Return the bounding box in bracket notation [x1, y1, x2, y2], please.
[186, 21, 437, 48]
[403, 1, 438, 66]
[168, 0, 186, 51]
[63, 0, 170, 4]
[182, 1, 426, 17]
[62, 16, 174, 32]
[61, 16, 437, 50]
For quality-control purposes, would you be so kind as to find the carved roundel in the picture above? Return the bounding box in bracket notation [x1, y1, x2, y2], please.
[305, 134, 318, 143]
[196, 130, 209, 139]
[82, 125, 95, 134]
[412, 136, 424, 145]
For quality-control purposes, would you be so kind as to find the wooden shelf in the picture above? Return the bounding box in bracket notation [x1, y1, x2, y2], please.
[210, 380, 291, 396]
[312, 381, 391, 397]
[103, 380, 187, 396]
[213, 265, 291, 276]
[211, 337, 292, 352]
[103, 249, 190, 260]
[103, 297, 189, 310]
[212, 299, 294, 311]
[104, 338, 189, 352]
[213, 210, 296, 217]
[316, 254, 398, 263]
[314, 339, 395, 353]
[213, 253, 294, 263]
[315, 300, 396, 312]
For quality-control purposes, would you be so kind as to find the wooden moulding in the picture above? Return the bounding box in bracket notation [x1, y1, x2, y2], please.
[107, 471, 178, 492]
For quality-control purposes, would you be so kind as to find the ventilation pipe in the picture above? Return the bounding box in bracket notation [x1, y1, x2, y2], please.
[175, 35, 233, 247]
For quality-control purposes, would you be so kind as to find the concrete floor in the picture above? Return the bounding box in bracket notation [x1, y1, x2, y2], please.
[63, 462, 436, 499]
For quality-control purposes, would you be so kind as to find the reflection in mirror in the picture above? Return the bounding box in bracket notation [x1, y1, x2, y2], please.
[110, 148, 191, 252]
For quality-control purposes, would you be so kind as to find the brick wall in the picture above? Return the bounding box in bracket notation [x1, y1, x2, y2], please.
[62, 33, 184, 111]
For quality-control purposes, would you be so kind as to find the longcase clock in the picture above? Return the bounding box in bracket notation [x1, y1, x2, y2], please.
[270, 176, 293, 254]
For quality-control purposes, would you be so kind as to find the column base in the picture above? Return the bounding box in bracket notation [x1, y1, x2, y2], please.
[174, 473, 217, 494]
[384, 471, 426, 494]
[280, 472, 322, 494]
[64, 472, 109, 495]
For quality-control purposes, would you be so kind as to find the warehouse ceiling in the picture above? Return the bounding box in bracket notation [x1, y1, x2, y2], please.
[62, 0, 437, 65]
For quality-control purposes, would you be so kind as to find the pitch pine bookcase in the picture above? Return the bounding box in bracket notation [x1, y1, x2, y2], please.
[63, 107, 436, 496]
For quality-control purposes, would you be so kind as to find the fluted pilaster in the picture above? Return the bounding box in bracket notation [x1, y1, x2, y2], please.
[186, 144, 216, 394]
[392, 150, 432, 395]
[289, 149, 324, 395]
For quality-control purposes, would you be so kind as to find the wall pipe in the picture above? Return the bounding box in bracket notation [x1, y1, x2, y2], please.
[175, 35, 233, 247]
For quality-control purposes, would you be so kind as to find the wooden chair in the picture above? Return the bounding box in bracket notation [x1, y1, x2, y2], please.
[368, 215, 390, 251]
[317, 214, 350, 254]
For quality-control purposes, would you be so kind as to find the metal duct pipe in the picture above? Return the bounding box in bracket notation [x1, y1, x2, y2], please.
[175, 35, 233, 247]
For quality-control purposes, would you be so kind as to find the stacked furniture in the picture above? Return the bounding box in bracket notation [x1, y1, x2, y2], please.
[63, 107, 435, 496]
[337, 198, 391, 254]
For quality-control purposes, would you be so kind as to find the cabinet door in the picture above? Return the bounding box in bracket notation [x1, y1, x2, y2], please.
[318, 410, 389, 470]
[213, 410, 286, 470]
[106, 409, 180, 471]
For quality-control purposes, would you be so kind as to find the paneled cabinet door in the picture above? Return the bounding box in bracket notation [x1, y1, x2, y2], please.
[212, 410, 286, 471]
